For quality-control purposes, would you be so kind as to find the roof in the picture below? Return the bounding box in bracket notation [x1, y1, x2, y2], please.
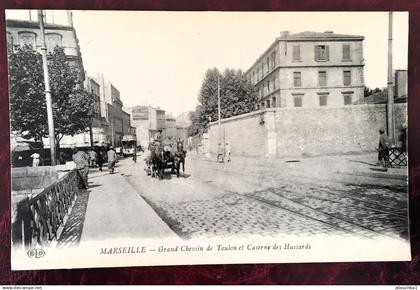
[279, 31, 364, 41]
[245, 31, 364, 75]
[6, 19, 74, 31]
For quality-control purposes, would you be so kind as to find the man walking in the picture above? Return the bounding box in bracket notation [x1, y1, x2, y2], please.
[133, 146, 137, 163]
[107, 146, 118, 174]
[377, 127, 391, 171]
[89, 148, 97, 168]
[72, 146, 90, 189]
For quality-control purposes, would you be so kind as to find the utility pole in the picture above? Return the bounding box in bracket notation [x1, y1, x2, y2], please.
[387, 11, 395, 143]
[38, 10, 57, 165]
[217, 75, 222, 150]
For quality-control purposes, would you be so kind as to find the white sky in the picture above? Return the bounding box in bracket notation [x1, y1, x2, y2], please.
[6, 11, 408, 116]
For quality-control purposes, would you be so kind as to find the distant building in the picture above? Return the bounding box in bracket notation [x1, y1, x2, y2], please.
[124, 105, 168, 147]
[165, 117, 177, 140]
[124, 106, 150, 148]
[245, 31, 365, 109]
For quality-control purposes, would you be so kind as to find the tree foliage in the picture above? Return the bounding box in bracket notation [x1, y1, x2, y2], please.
[8, 46, 94, 145]
[188, 68, 258, 136]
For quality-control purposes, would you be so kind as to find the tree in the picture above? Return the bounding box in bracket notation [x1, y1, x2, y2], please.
[188, 68, 258, 136]
[8, 45, 94, 149]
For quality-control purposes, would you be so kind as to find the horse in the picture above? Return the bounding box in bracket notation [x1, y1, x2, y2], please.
[149, 142, 176, 179]
[174, 140, 186, 177]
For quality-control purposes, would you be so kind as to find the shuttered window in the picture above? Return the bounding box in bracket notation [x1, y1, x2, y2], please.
[342, 44, 351, 61]
[293, 72, 302, 87]
[293, 94, 303, 107]
[343, 70, 351, 86]
[319, 71, 327, 87]
[293, 45, 301, 61]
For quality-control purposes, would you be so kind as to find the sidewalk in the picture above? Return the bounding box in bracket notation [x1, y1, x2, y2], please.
[57, 167, 180, 247]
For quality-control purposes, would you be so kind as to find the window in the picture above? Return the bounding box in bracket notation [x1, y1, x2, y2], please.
[266, 57, 270, 73]
[266, 99, 271, 108]
[292, 45, 301, 61]
[257, 68, 260, 81]
[267, 80, 271, 92]
[45, 33, 62, 53]
[342, 44, 351, 61]
[343, 70, 351, 86]
[273, 76, 277, 90]
[293, 94, 303, 107]
[19, 32, 36, 48]
[343, 93, 353, 105]
[272, 96, 277, 108]
[315, 45, 329, 61]
[318, 93, 328, 106]
[318, 71, 327, 87]
[271, 51, 276, 68]
[252, 72, 255, 83]
[262, 63, 265, 76]
[293, 72, 302, 87]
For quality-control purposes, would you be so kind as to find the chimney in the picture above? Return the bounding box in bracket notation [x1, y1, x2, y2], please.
[280, 31, 289, 37]
[66, 11, 74, 27]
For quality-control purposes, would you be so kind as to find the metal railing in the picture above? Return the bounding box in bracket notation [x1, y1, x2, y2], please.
[12, 169, 81, 249]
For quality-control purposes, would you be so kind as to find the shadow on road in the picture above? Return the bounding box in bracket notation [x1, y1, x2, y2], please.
[56, 184, 96, 248]
[348, 159, 378, 166]
[369, 167, 388, 172]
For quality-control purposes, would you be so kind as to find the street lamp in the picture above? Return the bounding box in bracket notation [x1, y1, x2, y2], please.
[38, 10, 57, 165]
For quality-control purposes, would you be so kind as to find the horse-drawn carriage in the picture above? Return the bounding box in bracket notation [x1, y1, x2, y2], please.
[145, 138, 186, 179]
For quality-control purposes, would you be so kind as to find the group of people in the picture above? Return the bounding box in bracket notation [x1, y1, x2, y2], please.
[216, 142, 231, 163]
[71, 145, 119, 189]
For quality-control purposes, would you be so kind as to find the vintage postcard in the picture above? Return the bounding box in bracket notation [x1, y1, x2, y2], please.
[7, 10, 410, 270]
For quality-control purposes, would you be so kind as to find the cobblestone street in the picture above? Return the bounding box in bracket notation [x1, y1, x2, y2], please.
[118, 152, 409, 241]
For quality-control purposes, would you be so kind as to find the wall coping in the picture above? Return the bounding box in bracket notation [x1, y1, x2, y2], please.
[208, 109, 277, 126]
[208, 103, 406, 126]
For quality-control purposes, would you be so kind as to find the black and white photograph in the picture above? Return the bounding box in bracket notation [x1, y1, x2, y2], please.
[7, 10, 410, 270]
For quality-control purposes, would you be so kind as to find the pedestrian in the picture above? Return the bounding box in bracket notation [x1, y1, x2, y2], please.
[133, 145, 137, 163]
[217, 143, 224, 163]
[225, 142, 231, 162]
[72, 146, 90, 189]
[96, 147, 105, 171]
[58, 151, 67, 165]
[377, 127, 391, 171]
[30, 151, 40, 167]
[89, 148, 98, 168]
[107, 146, 118, 174]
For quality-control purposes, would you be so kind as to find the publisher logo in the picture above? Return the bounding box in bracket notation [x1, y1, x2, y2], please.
[27, 248, 45, 258]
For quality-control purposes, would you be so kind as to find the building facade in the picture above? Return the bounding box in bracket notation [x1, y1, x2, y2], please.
[245, 31, 365, 110]
[124, 105, 169, 147]
[6, 13, 85, 84]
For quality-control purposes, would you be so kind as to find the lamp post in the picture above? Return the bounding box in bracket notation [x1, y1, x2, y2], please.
[38, 10, 57, 165]
[387, 11, 395, 143]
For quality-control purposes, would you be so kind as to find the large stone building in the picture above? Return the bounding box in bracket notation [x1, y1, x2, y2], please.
[98, 80, 133, 147]
[245, 31, 365, 109]
[6, 12, 85, 83]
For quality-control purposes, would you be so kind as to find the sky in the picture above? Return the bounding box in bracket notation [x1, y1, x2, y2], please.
[6, 11, 408, 117]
